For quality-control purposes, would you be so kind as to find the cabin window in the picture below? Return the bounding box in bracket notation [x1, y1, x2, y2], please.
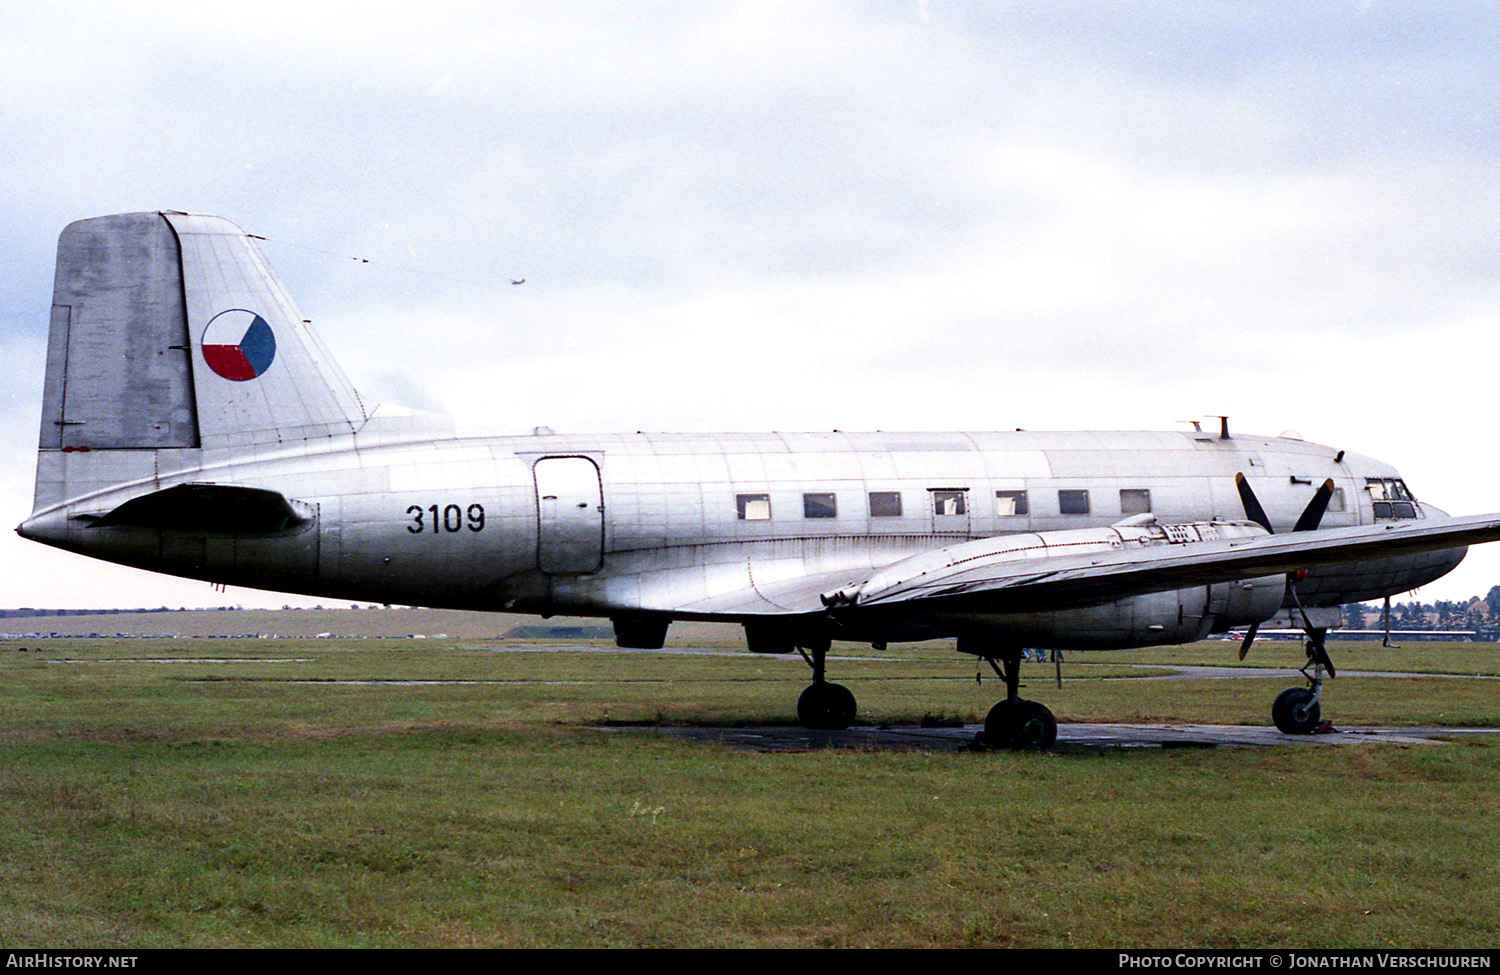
[1328, 488, 1346, 513]
[736, 494, 771, 521]
[995, 490, 1028, 516]
[932, 490, 967, 516]
[1119, 489, 1152, 515]
[869, 491, 903, 517]
[803, 493, 837, 519]
[1058, 489, 1091, 515]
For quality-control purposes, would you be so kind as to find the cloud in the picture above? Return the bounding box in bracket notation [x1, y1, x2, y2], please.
[4, 2, 1500, 606]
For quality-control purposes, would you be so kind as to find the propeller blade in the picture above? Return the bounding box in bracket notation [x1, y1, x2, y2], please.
[1238, 622, 1258, 660]
[1235, 473, 1274, 533]
[1291, 478, 1337, 533]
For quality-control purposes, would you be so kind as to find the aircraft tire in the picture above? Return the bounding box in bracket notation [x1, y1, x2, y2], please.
[797, 682, 857, 730]
[1272, 686, 1321, 734]
[984, 699, 1057, 750]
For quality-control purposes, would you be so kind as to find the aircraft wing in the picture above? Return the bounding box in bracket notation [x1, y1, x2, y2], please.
[826, 513, 1500, 617]
[670, 564, 895, 617]
[669, 513, 1500, 619]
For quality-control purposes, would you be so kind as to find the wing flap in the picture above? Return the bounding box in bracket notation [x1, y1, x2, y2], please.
[666, 565, 874, 617]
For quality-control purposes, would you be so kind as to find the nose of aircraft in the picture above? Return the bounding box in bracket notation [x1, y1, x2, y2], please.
[1415, 502, 1468, 578]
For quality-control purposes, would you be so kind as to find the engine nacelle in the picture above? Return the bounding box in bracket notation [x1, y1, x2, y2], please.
[943, 573, 1285, 650]
[1207, 573, 1288, 630]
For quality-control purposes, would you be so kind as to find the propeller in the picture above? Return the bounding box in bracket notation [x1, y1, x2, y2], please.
[1291, 479, 1336, 533]
[1234, 474, 1336, 660]
[1234, 472, 1273, 534]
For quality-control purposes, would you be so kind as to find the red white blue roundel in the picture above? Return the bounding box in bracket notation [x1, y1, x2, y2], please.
[202, 309, 276, 381]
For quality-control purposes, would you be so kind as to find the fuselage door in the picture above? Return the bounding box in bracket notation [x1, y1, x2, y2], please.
[534, 456, 604, 574]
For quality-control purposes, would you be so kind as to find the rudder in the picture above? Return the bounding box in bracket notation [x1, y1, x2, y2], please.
[42, 212, 199, 452]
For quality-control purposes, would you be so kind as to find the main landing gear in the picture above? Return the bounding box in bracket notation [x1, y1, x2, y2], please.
[795, 638, 857, 730]
[978, 646, 1057, 750]
[1272, 626, 1336, 735]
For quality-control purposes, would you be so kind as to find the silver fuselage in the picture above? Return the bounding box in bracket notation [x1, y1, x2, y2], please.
[20, 426, 1463, 635]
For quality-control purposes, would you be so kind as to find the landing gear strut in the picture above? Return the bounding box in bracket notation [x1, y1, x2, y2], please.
[795, 639, 856, 730]
[980, 647, 1057, 750]
[1272, 626, 1334, 735]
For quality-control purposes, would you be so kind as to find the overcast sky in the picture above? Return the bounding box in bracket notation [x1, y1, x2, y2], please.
[3, 1, 1499, 610]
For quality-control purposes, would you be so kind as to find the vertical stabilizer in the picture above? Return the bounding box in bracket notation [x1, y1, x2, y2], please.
[32, 211, 369, 512]
[161, 211, 367, 451]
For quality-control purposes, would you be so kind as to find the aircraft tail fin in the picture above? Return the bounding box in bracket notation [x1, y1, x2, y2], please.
[34, 211, 367, 509]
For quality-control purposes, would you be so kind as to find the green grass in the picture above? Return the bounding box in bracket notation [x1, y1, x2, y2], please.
[2, 637, 1499, 947]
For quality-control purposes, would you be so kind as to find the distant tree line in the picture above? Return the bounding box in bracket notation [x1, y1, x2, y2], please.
[1344, 586, 1500, 638]
[0, 606, 244, 618]
[0, 604, 387, 618]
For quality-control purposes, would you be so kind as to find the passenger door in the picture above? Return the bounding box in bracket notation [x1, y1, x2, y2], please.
[534, 456, 604, 573]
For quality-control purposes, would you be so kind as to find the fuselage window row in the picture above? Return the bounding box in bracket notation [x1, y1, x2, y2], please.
[733, 488, 1161, 520]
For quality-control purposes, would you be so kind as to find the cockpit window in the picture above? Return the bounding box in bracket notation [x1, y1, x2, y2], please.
[1366, 478, 1417, 520]
[1366, 478, 1415, 501]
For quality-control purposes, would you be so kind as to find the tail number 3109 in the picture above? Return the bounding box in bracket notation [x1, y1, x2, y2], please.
[406, 504, 486, 533]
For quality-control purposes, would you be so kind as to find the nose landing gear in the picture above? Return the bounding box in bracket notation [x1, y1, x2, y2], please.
[1272, 626, 1335, 735]
[1272, 685, 1321, 734]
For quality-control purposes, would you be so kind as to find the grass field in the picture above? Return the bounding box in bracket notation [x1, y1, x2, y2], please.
[2, 635, 1498, 948]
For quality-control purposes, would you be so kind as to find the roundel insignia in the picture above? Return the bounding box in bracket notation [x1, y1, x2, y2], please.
[202, 309, 276, 381]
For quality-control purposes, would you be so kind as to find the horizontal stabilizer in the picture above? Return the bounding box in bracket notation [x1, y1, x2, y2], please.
[87, 484, 311, 534]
